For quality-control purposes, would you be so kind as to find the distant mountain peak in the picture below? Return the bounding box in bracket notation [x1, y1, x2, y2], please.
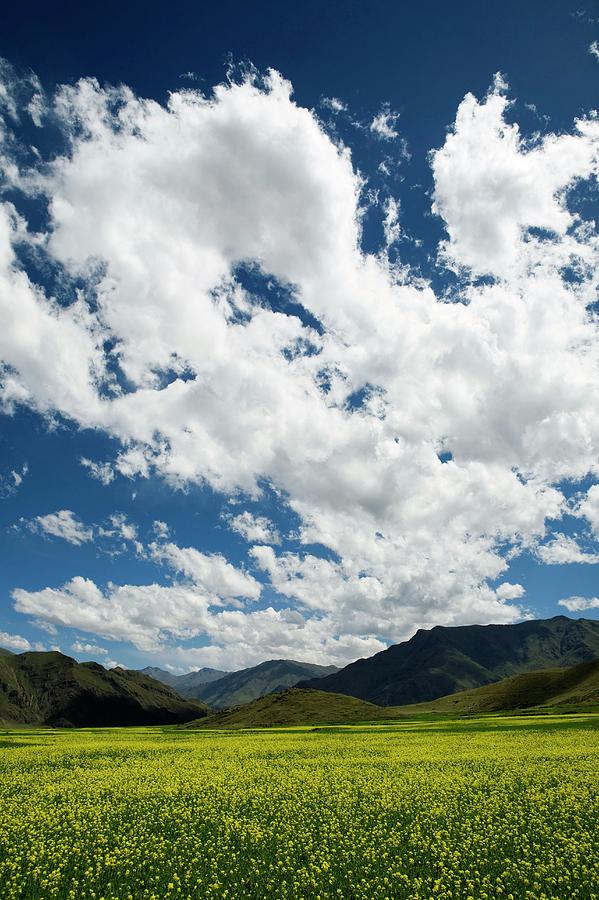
[152, 658, 340, 708]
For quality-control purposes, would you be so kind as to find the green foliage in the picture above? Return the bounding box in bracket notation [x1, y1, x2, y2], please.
[0, 716, 598, 898]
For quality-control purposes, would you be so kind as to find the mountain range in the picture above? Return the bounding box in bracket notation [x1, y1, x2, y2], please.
[0, 650, 208, 727]
[188, 656, 599, 728]
[144, 659, 340, 708]
[139, 666, 230, 698]
[2, 616, 599, 727]
[301, 615, 599, 705]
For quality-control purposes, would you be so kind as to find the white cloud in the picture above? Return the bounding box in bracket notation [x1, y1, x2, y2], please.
[104, 658, 126, 669]
[0, 58, 46, 126]
[12, 575, 374, 667]
[30, 509, 93, 545]
[495, 582, 525, 601]
[13, 576, 211, 652]
[576, 484, 599, 538]
[150, 541, 261, 601]
[382, 196, 401, 248]
[108, 513, 137, 542]
[0, 630, 33, 651]
[80, 457, 115, 485]
[228, 511, 281, 544]
[96, 512, 144, 555]
[431, 74, 599, 279]
[589, 41, 599, 61]
[2, 66, 599, 663]
[558, 595, 599, 612]
[152, 519, 170, 539]
[71, 640, 108, 656]
[370, 105, 400, 140]
[0, 461, 27, 497]
[536, 532, 599, 564]
[321, 96, 346, 113]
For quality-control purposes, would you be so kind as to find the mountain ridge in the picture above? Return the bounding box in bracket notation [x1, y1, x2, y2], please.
[301, 616, 599, 706]
[139, 666, 230, 698]
[187, 656, 599, 728]
[185, 659, 340, 708]
[0, 651, 209, 727]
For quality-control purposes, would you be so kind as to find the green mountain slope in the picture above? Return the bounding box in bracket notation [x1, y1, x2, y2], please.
[193, 659, 340, 708]
[139, 666, 230, 697]
[301, 616, 599, 706]
[188, 657, 599, 728]
[402, 658, 599, 715]
[0, 651, 209, 727]
[186, 688, 383, 727]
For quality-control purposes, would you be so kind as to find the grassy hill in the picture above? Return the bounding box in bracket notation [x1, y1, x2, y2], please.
[190, 659, 339, 708]
[302, 616, 599, 706]
[187, 657, 599, 728]
[0, 651, 209, 727]
[400, 658, 599, 715]
[185, 688, 384, 727]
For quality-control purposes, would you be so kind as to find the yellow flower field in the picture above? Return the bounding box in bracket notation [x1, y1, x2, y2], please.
[1, 715, 598, 899]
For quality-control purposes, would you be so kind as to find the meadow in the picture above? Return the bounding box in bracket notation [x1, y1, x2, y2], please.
[1, 715, 598, 899]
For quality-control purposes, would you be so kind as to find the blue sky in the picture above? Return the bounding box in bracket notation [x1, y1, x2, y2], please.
[1, 0, 599, 671]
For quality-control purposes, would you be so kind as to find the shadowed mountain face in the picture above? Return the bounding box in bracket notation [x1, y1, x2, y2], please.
[301, 616, 599, 706]
[139, 666, 230, 698]
[185, 659, 340, 708]
[0, 651, 209, 727]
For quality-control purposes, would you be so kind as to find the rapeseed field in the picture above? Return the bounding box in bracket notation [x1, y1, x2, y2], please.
[0, 716, 598, 899]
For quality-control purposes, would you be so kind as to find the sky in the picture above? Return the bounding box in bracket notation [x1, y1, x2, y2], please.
[1, 0, 599, 673]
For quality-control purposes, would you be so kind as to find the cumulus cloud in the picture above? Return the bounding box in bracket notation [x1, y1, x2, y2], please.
[13, 577, 210, 652]
[576, 484, 599, 538]
[150, 541, 261, 601]
[107, 513, 137, 543]
[431, 74, 599, 278]
[29, 509, 93, 545]
[536, 532, 599, 564]
[0, 630, 34, 651]
[558, 595, 599, 612]
[495, 582, 526, 601]
[11, 462, 28, 487]
[71, 640, 108, 656]
[2, 64, 599, 663]
[12, 575, 376, 666]
[228, 511, 281, 544]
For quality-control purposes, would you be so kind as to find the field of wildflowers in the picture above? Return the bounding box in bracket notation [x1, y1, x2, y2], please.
[1, 715, 598, 899]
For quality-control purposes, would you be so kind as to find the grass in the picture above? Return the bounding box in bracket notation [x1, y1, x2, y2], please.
[1, 714, 598, 899]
